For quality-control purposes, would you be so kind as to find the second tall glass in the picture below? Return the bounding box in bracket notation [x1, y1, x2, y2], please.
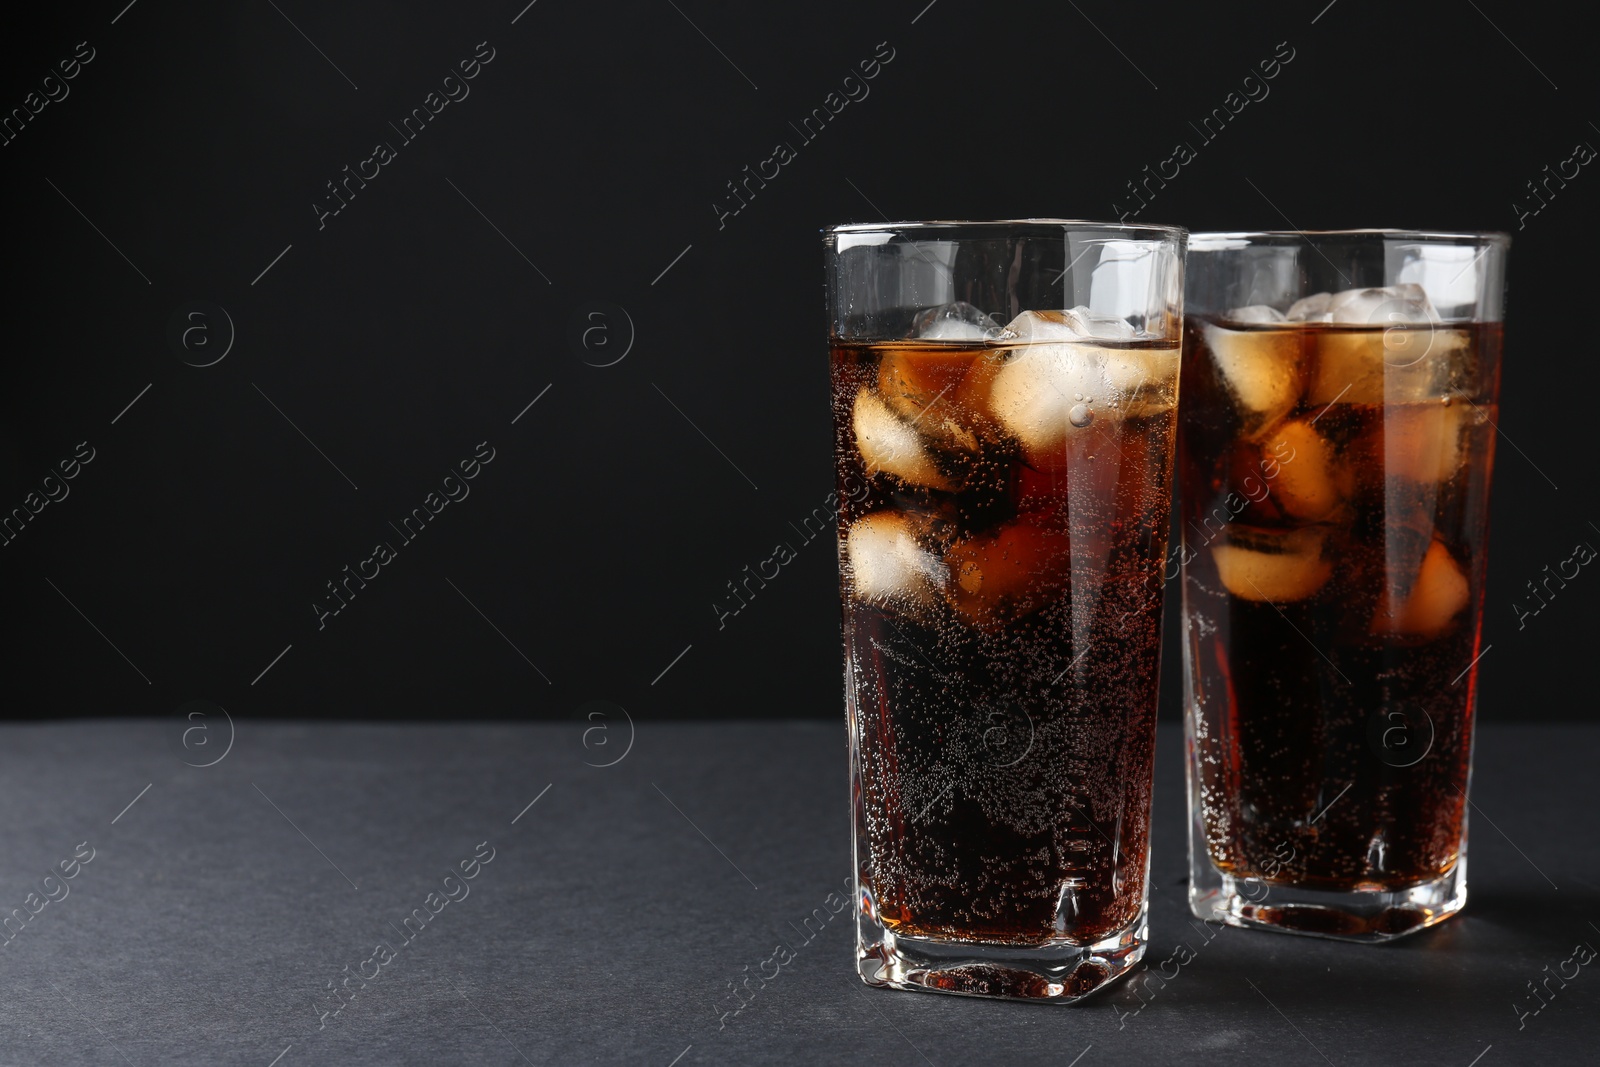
[1180, 230, 1506, 941]
[827, 221, 1185, 1000]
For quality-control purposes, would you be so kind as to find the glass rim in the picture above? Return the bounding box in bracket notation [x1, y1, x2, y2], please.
[822, 218, 1187, 240]
[1190, 228, 1511, 248]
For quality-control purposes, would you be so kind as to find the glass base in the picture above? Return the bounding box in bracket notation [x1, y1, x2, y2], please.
[1188, 852, 1467, 943]
[856, 905, 1147, 1003]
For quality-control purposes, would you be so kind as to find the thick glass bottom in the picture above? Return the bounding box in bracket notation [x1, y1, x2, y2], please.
[1188, 848, 1467, 943]
[856, 902, 1147, 1002]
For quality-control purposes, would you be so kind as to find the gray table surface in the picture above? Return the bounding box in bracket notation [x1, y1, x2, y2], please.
[1, 719, 1594, 1066]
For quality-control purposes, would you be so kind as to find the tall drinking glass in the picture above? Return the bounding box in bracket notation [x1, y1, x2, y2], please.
[1180, 230, 1507, 940]
[826, 221, 1186, 1000]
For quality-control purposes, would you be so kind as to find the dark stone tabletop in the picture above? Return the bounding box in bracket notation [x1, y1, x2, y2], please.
[1, 719, 1594, 1065]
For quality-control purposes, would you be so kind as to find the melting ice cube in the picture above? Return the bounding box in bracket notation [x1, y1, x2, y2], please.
[1329, 284, 1439, 325]
[1294, 285, 1470, 405]
[853, 387, 952, 490]
[1002, 307, 1138, 342]
[1371, 538, 1469, 638]
[1210, 527, 1333, 602]
[1379, 404, 1466, 485]
[1260, 419, 1342, 521]
[910, 301, 1004, 341]
[845, 511, 946, 608]
[1203, 323, 1302, 437]
[1225, 305, 1288, 324]
[876, 347, 986, 456]
[979, 311, 1173, 460]
[1285, 291, 1334, 322]
[1288, 284, 1440, 325]
[1306, 327, 1471, 405]
[983, 344, 1098, 459]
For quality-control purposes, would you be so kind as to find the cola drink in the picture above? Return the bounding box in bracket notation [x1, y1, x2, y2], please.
[1179, 277, 1502, 937]
[833, 316, 1179, 954]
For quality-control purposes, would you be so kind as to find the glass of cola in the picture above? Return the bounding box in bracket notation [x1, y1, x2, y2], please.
[826, 220, 1186, 1000]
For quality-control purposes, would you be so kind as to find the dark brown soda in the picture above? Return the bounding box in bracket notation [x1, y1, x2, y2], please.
[833, 337, 1178, 945]
[1180, 320, 1500, 891]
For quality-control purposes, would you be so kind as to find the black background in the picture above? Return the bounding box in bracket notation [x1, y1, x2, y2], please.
[0, 0, 1591, 724]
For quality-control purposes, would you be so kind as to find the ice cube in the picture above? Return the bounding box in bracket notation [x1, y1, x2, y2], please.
[1376, 483, 1437, 610]
[1380, 404, 1466, 484]
[1202, 324, 1302, 437]
[1002, 310, 1084, 343]
[1210, 527, 1333, 602]
[943, 519, 1070, 626]
[980, 344, 1098, 460]
[1329, 284, 1440, 325]
[1261, 420, 1342, 521]
[974, 311, 1177, 459]
[1305, 326, 1471, 405]
[1371, 538, 1469, 638]
[911, 301, 1004, 341]
[990, 348, 1176, 460]
[1217, 442, 1293, 526]
[1288, 284, 1440, 325]
[1286, 292, 1334, 321]
[1291, 285, 1470, 403]
[1004, 307, 1138, 342]
[846, 511, 946, 608]
[1100, 348, 1177, 407]
[981, 315, 1096, 451]
[1226, 305, 1287, 324]
[853, 387, 952, 490]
